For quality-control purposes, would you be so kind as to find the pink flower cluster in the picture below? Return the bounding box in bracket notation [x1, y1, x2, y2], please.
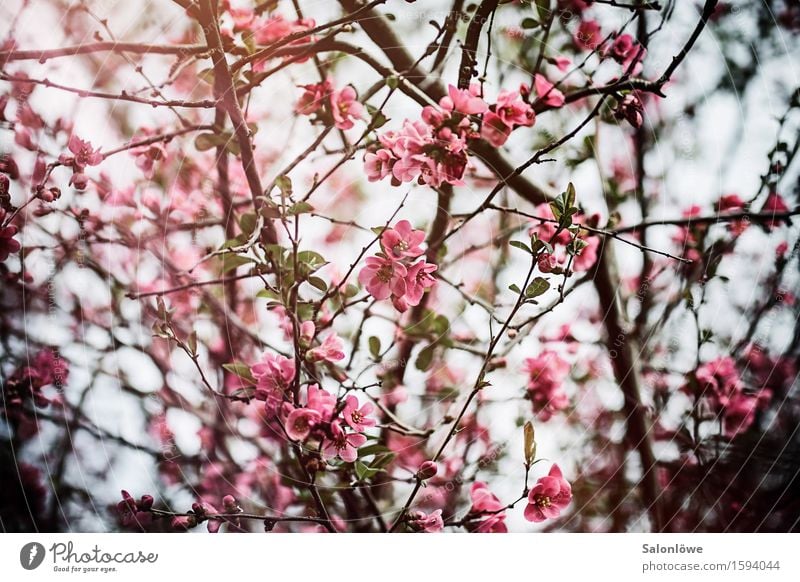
[522, 351, 571, 421]
[4, 348, 69, 408]
[574, 18, 643, 68]
[296, 78, 364, 130]
[408, 509, 444, 533]
[364, 84, 535, 188]
[59, 135, 102, 190]
[684, 356, 771, 437]
[0, 208, 20, 262]
[358, 219, 437, 312]
[467, 482, 508, 533]
[251, 351, 295, 416]
[524, 464, 572, 522]
[117, 490, 154, 528]
[282, 387, 374, 463]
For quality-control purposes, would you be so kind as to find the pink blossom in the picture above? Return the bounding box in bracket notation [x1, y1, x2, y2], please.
[342, 395, 376, 432]
[404, 260, 438, 306]
[381, 219, 426, 259]
[481, 111, 512, 147]
[717, 194, 748, 234]
[533, 74, 565, 108]
[494, 89, 535, 128]
[762, 192, 790, 229]
[296, 79, 332, 115]
[0, 221, 21, 262]
[364, 148, 395, 182]
[69, 172, 89, 190]
[722, 393, 762, 437]
[615, 93, 644, 128]
[330, 85, 364, 130]
[322, 421, 367, 463]
[522, 351, 571, 421]
[687, 356, 770, 436]
[574, 20, 603, 51]
[537, 252, 558, 273]
[606, 34, 638, 64]
[286, 407, 321, 441]
[358, 255, 407, 300]
[552, 56, 572, 71]
[299, 320, 316, 344]
[229, 8, 255, 32]
[524, 464, 572, 522]
[718, 193, 746, 212]
[416, 460, 438, 480]
[409, 509, 444, 533]
[308, 332, 345, 363]
[441, 84, 488, 115]
[307, 384, 336, 419]
[254, 14, 315, 45]
[66, 135, 102, 167]
[117, 490, 153, 528]
[251, 352, 295, 412]
[469, 482, 508, 533]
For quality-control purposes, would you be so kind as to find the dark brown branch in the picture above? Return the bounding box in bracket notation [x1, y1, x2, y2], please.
[0, 41, 209, 62]
[457, 0, 499, 89]
[196, 0, 278, 244]
[592, 239, 664, 532]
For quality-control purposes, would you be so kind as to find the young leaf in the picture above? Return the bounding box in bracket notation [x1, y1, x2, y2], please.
[415, 344, 435, 372]
[524, 421, 537, 465]
[525, 277, 550, 298]
[368, 336, 381, 358]
[223, 362, 256, 385]
[510, 240, 532, 254]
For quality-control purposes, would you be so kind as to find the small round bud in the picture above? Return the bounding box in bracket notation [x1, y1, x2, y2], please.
[416, 460, 438, 481]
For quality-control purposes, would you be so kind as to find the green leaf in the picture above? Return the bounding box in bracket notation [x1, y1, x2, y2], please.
[222, 253, 254, 273]
[371, 111, 388, 129]
[509, 240, 532, 254]
[415, 344, 435, 372]
[297, 250, 327, 271]
[308, 276, 327, 292]
[256, 288, 280, 300]
[355, 461, 381, 481]
[521, 17, 539, 29]
[287, 201, 314, 216]
[386, 76, 399, 89]
[358, 443, 391, 458]
[239, 213, 257, 237]
[549, 200, 562, 221]
[509, 283, 522, 294]
[536, 0, 551, 20]
[275, 175, 293, 197]
[223, 362, 256, 385]
[525, 277, 550, 298]
[565, 182, 576, 210]
[368, 336, 381, 358]
[194, 133, 218, 151]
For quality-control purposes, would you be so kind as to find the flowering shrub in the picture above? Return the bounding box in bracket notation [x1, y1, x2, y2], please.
[0, 0, 798, 535]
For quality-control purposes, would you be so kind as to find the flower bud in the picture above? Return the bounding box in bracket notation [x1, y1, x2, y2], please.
[222, 495, 238, 512]
[416, 460, 438, 481]
[299, 320, 315, 346]
[537, 252, 558, 273]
